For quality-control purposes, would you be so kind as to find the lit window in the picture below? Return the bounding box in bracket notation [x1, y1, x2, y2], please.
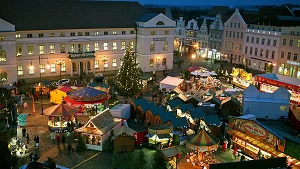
[40, 64, 45, 74]
[95, 43, 99, 51]
[60, 33, 65, 37]
[163, 41, 168, 51]
[38, 33, 43, 38]
[121, 41, 126, 50]
[113, 42, 117, 50]
[294, 53, 298, 61]
[104, 43, 108, 51]
[260, 49, 263, 57]
[17, 66, 23, 76]
[164, 31, 169, 35]
[149, 59, 154, 67]
[86, 43, 90, 52]
[28, 45, 33, 55]
[15, 34, 21, 38]
[78, 32, 82, 36]
[0, 50, 6, 62]
[85, 32, 90, 36]
[130, 41, 134, 49]
[50, 44, 55, 54]
[296, 40, 300, 47]
[95, 60, 99, 69]
[78, 44, 83, 53]
[50, 33, 55, 37]
[61, 62, 66, 72]
[150, 42, 155, 52]
[113, 31, 117, 35]
[39, 45, 44, 55]
[0, 36, 4, 41]
[50, 63, 56, 72]
[104, 60, 108, 68]
[60, 44, 65, 53]
[71, 32, 75, 36]
[112, 58, 117, 67]
[151, 31, 156, 35]
[95, 31, 99, 35]
[70, 44, 75, 53]
[16, 46, 22, 56]
[29, 67, 34, 75]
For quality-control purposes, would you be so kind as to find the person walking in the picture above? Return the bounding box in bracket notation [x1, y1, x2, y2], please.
[56, 134, 61, 148]
[22, 127, 26, 137]
[36, 135, 39, 148]
[26, 133, 30, 144]
[34, 135, 37, 147]
[61, 134, 66, 148]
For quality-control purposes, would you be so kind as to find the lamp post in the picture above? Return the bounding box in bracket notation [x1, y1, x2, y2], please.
[100, 56, 108, 73]
[56, 60, 65, 81]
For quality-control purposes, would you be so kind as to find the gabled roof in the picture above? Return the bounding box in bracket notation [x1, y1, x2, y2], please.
[132, 98, 148, 107]
[169, 99, 184, 109]
[160, 146, 181, 158]
[0, 0, 146, 31]
[188, 108, 207, 119]
[179, 103, 194, 112]
[269, 127, 300, 144]
[221, 96, 240, 105]
[204, 115, 221, 126]
[112, 125, 136, 140]
[136, 12, 160, 22]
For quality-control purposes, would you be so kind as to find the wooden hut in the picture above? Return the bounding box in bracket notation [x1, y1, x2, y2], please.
[112, 125, 136, 152]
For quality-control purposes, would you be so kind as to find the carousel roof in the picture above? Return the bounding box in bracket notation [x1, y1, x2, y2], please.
[69, 87, 106, 97]
[43, 103, 79, 116]
[187, 129, 219, 147]
[65, 87, 109, 104]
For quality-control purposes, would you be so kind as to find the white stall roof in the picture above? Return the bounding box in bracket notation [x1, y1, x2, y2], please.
[257, 73, 300, 86]
[160, 76, 184, 87]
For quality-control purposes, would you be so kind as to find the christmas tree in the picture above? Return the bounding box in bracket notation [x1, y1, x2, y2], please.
[115, 45, 142, 96]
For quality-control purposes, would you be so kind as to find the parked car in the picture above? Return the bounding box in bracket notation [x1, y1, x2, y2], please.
[52, 79, 70, 87]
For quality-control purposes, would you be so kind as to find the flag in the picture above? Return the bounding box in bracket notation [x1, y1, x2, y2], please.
[32, 96, 36, 115]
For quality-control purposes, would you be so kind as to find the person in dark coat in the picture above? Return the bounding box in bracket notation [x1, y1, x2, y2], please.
[26, 133, 30, 144]
[36, 136, 40, 147]
[34, 135, 37, 147]
[22, 127, 26, 137]
[61, 134, 66, 148]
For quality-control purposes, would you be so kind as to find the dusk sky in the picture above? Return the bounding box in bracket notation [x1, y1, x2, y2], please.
[136, 0, 299, 5]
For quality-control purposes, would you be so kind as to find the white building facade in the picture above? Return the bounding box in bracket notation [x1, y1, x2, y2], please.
[198, 19, 209, 57]
[208, 14, 224, 60]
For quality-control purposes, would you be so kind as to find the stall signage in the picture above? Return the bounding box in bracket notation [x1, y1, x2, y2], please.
[243, 122, 266, 137]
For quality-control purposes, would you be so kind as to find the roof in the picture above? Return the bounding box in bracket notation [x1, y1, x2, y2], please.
[156, 133, 172, 139]
[160, 76, 184, 87]
[204, 115, 221, 126]
[90, 109, 121, 135]
[256, 73, 300, 87]
[268, 127, 300, 144]
[149, 124, 173, 130]
[136, 12, 160, 22]
[221, 96, 240, 105]
[0, 0, 146, 31]
[187, 129, 220, 147]
[132, 98, 148, 107]
[110, 104, 129, 111]
[160, 146, 181, 158]
[169, 99, 184, 109]
[179, 103, 194, 112]
[188, 108, 207, 119]
[141, 73, 152, 80]
[112, 125, 136, 140]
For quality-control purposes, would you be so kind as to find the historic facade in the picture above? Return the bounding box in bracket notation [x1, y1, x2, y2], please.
[0, 0, 175, 84]
[208, 14, 224, 60]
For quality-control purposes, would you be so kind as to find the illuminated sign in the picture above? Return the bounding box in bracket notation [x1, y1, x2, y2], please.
[69, 52, 95, 58]
[287, 61, 300, 66]
[243, 122, 266, 137]
[153, 37, 166, 41]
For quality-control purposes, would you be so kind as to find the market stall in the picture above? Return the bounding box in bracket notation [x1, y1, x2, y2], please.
[255, 73, 300, 105]
[64, 87, 110, 116]
[50, 86, 76, 104]
[34, 80, 51, 95]
[160, 76, 184, 93]
[112, 125, 136, 152]
[147, 124, 173, 148]
[231, 68, 252, 89]
[44, 103, 79, 132]
[186, 128, 219, 166]
[195, 76, 223, 90]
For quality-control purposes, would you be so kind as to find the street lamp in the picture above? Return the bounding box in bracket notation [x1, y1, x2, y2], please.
[100, 56, 108, 73]
[56, 60, 65, 81]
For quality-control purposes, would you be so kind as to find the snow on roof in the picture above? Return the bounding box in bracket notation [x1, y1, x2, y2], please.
[257, 73, 300, 86]
[160, 76, 184, 87]
[110, 104, 129, 110]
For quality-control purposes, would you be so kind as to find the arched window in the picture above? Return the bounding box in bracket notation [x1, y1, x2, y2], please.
[163, 41, 168, 51]
[0, 50, 6, 62]
[150, 42, 155, 52]
[156, 21, 164, 25]
[162, 58, 166, 66]
[0, 72, 7, 81]
[149, 59, 154, 67]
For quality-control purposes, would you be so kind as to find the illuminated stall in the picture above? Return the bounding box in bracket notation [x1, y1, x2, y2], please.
[44, 103, 79, 132]
[228, 115, 286, 159]
[255, 73, 300, 105]
[231, 68, 252, 89]
[64, 87, 110, 116]
[148, 124, 173, 148]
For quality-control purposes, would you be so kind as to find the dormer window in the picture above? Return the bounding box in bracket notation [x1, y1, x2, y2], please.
[156, 21, 164, 25]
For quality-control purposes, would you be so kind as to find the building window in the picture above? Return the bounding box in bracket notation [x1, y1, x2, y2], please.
[39, 45, 44, 55]
[71, 32, 75, 36]
[289, 39, 293, 46]
[95, 60, 99, 69]
[234, 23, 236, 28]
[85, 43, 90, 52]
[163, 41, 168, 51]
[60, 33, 65, 37]
[230, 22, 233, 28]
[287, 52, 291, 60]
[78, 44, 83, 52]
[294, 53, 298, 61]
[281, 51, 285, 58]
[229, 31, 232, 37]
[256, 38, 259, 44]
[112, 31, 117, 35]
[225, 41, 228, 49]
[17, 66, 23, 76]
[250, 37, 254, 43]
[266, 50, 269, 58]
[149, 59, 154, 67]
[104, 60, 108, 68]
[78, 32, 82, 36]
[283, 39, 286, 45]
[267, 39, 271, 45]
[273, 40, 277, 46]
[104, 31, 108, 35]
[254, 48, 258, 56]
[112, 42, 117, 50]
[40, 64, 45, 74]
[238, 23, 240, 28]
[15, 34, 21, 38]
[28, 45, 33, 55]
[130, 31, 134, 34]
[121, 31, 126, 35]
[27, 34, 33, 38]
[250, 47, 253, 55]
[50, 63, 56, 72]
[262, 38, 265, 45]
[248, 60, 251, 66]
[246, 36, 249, 42]
[85, 32, 90, 36]
[271, 51, 275, 59]
[239, 44, 242, 51]
[151, 31, 156, 35]
[112, 58, 117, 67]
[162, 58, 166, 66]
[95, 43, 99, 51]
[245, 46, 248, 54]
[233, 32, 235, 38]
[71, 44, 76, 53]
[130, 41, 134, 49]
[50, 33, 55, 37]
[164, 31, 169, 35]
[95, 31, 99, 35]
[260, 49, 263, 57]
[237, 32, 239, 38]
[296, 40, 300, 47]
[29, 67, 34, 75]
[241, 32, 243, 39]
[50, 45, 55, 54]
[103, 43, 108, 51]
[38, 33, 43, 37]
[60, 44, 65, 53]
[121, 41, 126, 50]
[226, 31, 228, 37]
[61, 62, 66, 72]
[150, 42, 155, 52]
[0, 50, 6, 62]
